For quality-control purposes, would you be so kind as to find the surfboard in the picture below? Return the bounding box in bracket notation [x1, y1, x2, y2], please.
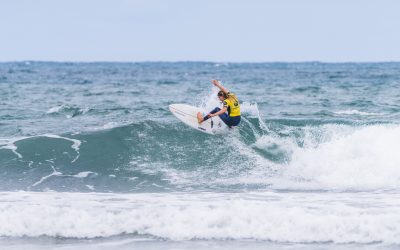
[169, 104, 229, 135]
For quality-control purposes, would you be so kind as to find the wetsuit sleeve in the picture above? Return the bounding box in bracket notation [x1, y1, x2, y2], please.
[223, 100, 229, 108]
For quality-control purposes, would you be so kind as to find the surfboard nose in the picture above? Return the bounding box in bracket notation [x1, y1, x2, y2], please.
[169, 104, 179, 113]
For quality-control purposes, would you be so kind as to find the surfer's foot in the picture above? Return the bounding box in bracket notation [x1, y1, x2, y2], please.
[197, 112, 204, 123]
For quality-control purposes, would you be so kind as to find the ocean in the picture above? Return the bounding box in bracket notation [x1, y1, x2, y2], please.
[1, 61, 400, 249]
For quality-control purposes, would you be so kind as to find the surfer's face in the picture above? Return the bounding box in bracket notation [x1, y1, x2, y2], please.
[218, 95, 225, 101]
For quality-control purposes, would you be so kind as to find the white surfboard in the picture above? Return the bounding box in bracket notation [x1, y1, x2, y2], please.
[169, 104, 229, 135]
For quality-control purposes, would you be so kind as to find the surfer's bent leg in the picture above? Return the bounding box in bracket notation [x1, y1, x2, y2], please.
[208, 107, 230, 125]
[203, 107, 221, 121]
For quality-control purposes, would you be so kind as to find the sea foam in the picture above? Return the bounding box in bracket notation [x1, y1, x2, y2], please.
[1, 191, 400, 243]
[261, 124, 400, 190]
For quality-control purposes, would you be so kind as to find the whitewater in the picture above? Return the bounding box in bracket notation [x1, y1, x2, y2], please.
[1, 62, 400, 249]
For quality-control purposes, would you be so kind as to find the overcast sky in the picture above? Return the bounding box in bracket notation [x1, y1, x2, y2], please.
[1, 0, 399, 62]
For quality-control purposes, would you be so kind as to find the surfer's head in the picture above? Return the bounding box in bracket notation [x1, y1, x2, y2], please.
[217, 91, 227, 100]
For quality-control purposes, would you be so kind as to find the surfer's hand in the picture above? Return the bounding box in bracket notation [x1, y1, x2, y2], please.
[212, 79, 220, 86]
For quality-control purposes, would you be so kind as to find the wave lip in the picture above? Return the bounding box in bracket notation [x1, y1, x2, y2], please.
[1, 191, 400, 244]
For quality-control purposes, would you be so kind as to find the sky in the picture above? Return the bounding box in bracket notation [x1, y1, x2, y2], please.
[1, 0, 400, 62]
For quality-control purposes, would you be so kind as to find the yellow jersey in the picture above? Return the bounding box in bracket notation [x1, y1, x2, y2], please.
[223, 92, 241, 117]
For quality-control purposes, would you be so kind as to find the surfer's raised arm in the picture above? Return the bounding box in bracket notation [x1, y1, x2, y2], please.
[212, 79, 229, 94]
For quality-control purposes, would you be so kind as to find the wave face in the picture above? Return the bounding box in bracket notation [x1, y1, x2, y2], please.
[1, 62, 400, 246]
[3, 114, 400, 193]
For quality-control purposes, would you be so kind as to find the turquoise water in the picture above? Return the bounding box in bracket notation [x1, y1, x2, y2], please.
[1, 62, 400, 249]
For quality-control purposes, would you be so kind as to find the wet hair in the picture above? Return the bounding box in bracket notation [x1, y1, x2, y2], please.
[217, 91, 228, 99]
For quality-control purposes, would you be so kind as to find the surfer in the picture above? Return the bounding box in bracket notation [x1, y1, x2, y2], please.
[197, 80, 241, 127]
